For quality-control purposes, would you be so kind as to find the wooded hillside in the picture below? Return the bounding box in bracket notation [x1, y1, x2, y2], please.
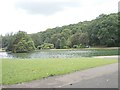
[31, 13, 119, 49]
[1, 13, 119, 52]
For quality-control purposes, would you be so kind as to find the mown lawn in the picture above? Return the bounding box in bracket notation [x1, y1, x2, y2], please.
[1, 58, 118, 84]
[0, 59, 2, 84]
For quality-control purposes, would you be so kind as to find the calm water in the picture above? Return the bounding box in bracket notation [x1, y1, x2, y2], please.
[0, 49, 118, 59]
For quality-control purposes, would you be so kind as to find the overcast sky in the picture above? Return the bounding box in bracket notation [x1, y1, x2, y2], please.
[0, 0, 119, 35]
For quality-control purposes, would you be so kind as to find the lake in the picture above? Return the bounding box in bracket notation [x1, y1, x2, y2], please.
[0, 49, 118, 59]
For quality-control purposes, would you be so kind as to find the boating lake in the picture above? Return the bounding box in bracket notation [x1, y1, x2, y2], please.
[0, 49, 118, 59]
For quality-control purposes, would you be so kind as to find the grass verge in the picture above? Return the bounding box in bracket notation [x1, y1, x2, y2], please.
[0, 59, 2, 84]
[1, 58, 118, 84]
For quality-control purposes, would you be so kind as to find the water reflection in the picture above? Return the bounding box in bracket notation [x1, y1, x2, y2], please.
[0, 52, 13, 58]
[0, 49, 118, 59]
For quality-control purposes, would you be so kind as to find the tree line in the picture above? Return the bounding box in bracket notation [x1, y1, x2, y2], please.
[1, 13, 119, 53]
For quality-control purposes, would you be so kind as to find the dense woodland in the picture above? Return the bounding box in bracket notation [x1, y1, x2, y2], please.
[1, 13, 120, 53]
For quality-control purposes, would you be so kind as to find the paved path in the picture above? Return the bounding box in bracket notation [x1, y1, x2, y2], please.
[63, 71, 118, 88]
[2, 63, 118, 88]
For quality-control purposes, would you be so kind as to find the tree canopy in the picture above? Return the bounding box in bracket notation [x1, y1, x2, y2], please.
[30, 13, 119, 48]
[2, 31, 35, 53]
[2, 13, 119, 52]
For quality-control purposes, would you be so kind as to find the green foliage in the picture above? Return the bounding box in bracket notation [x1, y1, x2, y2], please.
[118, 12, 120, 46]
[88, 13, 118, 46]
[44, 37, 50, 43]
[63, 46, 69, 49]
[0, 35, 2, 48]
[60, 37, 66, 49]
[73, 45, 79, 48]
[2, 31, 35, 53]
[15, 39, 27, 53]
[51, 34, 62, 45]
[32, 13, 118, 48]
[2, 33, 15, 51]
[73, 44, 85, 48]
[2, 13, 119, 50]
[0, 59, 1, 84]
[55, 39, 61, 49]
[61, 29, 71, 39]
[70, 33, 89, 47]
[12, 31, 35, 53]
[40, 43, 54, 49]
[31, 33, 43, 47]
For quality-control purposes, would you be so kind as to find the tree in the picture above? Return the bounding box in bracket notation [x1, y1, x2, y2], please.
[61, 29, 71, 39]
[55, 39, 61, 49]
[118, 12, 120, 46]
[12, 31, 35, 53]
[79, 33, 89, 45]
[2, 13, 118, 49]
[30, 33, 44, 47]
[70, 33, 89, 47]
[60, 37, 66, 49]
[0, 35, 2, 48]
[51, 34, 62, 45]
[44, 37, 50, 43]
[2, 33, 15, 51]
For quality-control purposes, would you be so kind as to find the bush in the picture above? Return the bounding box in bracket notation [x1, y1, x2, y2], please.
[63, 46, 69, 49]
[37, 46, 42, 49]
[78, 44, 85, 48]
[73, 45, 79, 48]
[40, 43, 54, 49]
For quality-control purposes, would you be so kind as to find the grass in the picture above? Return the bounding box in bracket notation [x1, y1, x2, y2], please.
[50, 47, 119, 50]
[0, 59, 2, 84]
[1, 58, 118, 85]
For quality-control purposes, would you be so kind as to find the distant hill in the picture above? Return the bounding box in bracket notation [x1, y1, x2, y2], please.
[2, 13, 119, 50]
[31, 13, 119, 48]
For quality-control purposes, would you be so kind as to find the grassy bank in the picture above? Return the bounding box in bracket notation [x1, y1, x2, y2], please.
[0, 59, 2, 84]
[1, 58, 118, 84]
[50, 47, 119, 50]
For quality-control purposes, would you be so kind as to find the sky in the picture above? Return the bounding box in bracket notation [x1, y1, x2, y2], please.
[0, 0, 119, 35]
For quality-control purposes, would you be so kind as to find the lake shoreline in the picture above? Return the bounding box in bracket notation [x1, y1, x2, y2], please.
[93, 55, 119, 59]
[0, 48, 119, 58]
